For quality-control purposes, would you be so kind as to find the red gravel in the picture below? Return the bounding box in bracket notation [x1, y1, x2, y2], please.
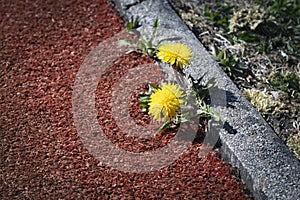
[0, 0, 251, 199]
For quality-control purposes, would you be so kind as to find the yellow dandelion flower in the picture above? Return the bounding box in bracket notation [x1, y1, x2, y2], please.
[148, 83, 184, 122]
[156, 43, 193, 69]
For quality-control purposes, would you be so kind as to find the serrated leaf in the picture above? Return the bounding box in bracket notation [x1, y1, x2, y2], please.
[138, 96, 150, 102]
[149, 83, 160, 90]
[158, 121, 172, 132]
[126, 23, 133, 31]
[153, 18, 160, 29]
[217, 49, 225, 59]
[138, 102, 149, 108]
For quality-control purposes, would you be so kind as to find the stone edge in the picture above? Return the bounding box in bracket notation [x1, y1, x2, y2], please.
[109, 0, 300, 199]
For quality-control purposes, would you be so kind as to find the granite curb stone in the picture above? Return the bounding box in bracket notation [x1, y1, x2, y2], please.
[110, 0, 300, 199]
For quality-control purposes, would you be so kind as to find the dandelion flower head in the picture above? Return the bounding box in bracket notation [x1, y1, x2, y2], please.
[156, 43, 193, 69]
[148, 83, 184, 122]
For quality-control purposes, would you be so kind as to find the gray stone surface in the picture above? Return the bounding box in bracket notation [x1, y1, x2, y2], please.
[111, 0, 300, 199]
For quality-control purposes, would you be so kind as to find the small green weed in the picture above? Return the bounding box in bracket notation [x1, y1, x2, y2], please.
[215, 47, 250, 81]
[204, 2, 235, 32]
[269, 70, 300, 100]
[119, 17, 160, 57]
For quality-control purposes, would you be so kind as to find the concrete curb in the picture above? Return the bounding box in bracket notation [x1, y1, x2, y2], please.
[110, 0, 300, 199]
